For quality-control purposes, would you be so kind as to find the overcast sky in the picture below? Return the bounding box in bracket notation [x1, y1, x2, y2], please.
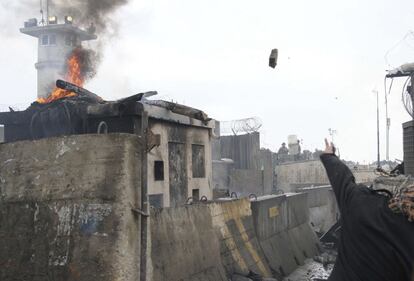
[1, 0, 414, 162]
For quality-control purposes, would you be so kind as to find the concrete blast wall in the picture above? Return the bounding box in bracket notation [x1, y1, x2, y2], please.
[0, 134, 142, 281]
[150, 205, 227, 281]
[228, 150, 274, 197]
[150, 196, 322, 280]
[150, 199, 274, 280]
[215, 133, 274, 197]
[230, 169, 265, 197]
[297, 186, 339, 234]
[0, 134, 333, 281]
[275, 160, 329, 192]
[251, 194, 320, 278]
[276, 160, 377, 193]
[208, 199, 272, 278]
[220, 132, 260, 170]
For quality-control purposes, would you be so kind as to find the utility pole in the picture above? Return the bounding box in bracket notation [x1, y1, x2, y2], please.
[385, 89, 390, 162]
[375, 90, 381, 169]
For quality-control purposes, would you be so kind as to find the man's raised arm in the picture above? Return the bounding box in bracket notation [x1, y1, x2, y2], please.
[320, 139, 357, 209]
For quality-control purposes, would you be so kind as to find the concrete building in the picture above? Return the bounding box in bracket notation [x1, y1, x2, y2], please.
[85, 101, 215, 208]
[20, 17, 97, 99]
[0, 98, 215, 208]
[144, 110, 214, 208]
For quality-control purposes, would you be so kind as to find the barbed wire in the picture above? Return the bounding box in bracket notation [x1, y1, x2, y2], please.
[220, 117, 263, 136]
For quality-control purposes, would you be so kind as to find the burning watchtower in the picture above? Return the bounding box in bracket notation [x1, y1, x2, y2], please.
[20, 17, 97, 99]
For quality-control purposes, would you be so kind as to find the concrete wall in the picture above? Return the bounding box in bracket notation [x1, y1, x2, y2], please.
[213, 149, 274, 198]
[211, 121, 221, 161]
[214, 134, 274, 197]
[0, 134, 330, 281]
[275, 160, 328, 193]
[220, 133, 260, 170]
[353, 169, 378, 184]
[251, 194, 320, 278]
[149, 205, 227, 281]
[147, 121, 213, 207]
[149, 195, 324, 280]
[212, 160, 233, 192]
[149, 199, 273, 280]
[230, 169, 265, 197]
[207, 199, 272, 278]
[0, 134, 142, 281]
[259, 149, 275, 194]
[276, 160, 377, 193]
[297, 186, 339, 234]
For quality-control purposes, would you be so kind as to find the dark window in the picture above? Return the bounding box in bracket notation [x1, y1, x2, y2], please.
[41, 35, 49, 45]
[149, 194, 164, 208]
[192, 189, 200, 201]
[154, 161, 164, 181]
[192, 144, 205, 178]
[65, 35, 71, 46]
[65, 35, 76, 46]
[49, 35, 56, 45]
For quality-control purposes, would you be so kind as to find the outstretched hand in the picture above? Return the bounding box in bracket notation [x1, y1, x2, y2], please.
[324, 138, 336, 154]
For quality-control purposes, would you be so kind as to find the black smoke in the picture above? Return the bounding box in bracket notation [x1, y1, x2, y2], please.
[0, 0, 131, 89]
[68, 47, 99, 82]
[48, 0, 130, 34]
[49, 0, 131, 83]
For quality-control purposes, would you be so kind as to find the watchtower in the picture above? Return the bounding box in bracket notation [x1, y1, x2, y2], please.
[20, 17, 97, 99]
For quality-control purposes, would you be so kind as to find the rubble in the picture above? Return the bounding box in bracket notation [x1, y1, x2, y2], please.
[283, 258, 334, 281]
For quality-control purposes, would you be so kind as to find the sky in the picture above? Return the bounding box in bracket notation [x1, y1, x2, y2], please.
[0, 0, 414, 162]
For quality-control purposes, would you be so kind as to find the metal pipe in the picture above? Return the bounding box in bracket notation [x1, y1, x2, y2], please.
[140, 110, 149, 281]
[56, 80, 103, 103]
[384, 80, 389, 162]
[376, 90, 381, 168]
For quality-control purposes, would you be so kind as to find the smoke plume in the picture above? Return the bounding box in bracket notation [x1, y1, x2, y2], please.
[48, 0, 130, 35]
[0, 0, 131, 97]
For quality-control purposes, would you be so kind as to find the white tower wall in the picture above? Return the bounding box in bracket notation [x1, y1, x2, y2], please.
[20, 21, 97, 99]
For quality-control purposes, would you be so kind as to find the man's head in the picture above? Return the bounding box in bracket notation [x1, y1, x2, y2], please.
[282, 142, 286, 147]
[388, 185, 414, 222]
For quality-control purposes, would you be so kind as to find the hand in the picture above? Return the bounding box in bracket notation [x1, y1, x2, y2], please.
[324, 138, 336, 154]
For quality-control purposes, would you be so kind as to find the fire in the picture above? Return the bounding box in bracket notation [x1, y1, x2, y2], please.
[37, 49, 84, 104]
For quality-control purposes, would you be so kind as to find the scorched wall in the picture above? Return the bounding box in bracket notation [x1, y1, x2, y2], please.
[0, 134, 142, 281]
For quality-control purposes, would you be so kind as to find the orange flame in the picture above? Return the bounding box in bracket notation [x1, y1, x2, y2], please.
[37, 50, 84, 104]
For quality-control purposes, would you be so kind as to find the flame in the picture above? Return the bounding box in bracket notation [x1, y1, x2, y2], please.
[37, 49, 84, 104]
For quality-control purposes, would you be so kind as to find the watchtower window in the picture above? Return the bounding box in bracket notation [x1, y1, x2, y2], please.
[40, 35, 49, 46]
[49, 35, 56, 45]
[65, 35, 76, 46]
[65, 35, 71, 46]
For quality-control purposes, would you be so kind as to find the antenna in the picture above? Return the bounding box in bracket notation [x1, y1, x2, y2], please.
[46, 0, 50, 25]
[39, 0, 45, 25]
